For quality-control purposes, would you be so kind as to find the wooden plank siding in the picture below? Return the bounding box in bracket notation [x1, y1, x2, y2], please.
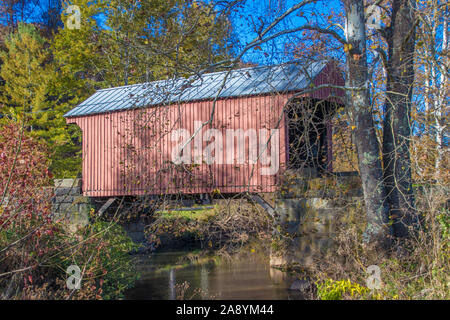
[66, 63, 344, 197]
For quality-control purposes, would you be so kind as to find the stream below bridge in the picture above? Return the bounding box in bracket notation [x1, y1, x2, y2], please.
[125, 249, 306, 300]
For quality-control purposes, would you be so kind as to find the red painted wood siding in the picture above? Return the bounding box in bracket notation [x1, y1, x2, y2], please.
[66, 64, 344, 197]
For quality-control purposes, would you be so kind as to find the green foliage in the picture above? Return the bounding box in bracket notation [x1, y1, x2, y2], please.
[52, 0, 232, 88]
[47, 127, 82, 178]
[56, 218, 140, 299]
[437, 210, 450, 241]
[432, 209, 449, 295]
[90, 219, 140, 299]
[52, 0, 110, 87]
[0, 23, 82, 178]
[0, 23, 53, 121]
[45, 0, 107, 177]
[157, 206, 217, 221]
[104, 0, 232, 83]
[316, 278, 378, 300]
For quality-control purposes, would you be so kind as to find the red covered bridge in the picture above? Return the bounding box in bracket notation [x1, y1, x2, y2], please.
[64, 60, 344, 197]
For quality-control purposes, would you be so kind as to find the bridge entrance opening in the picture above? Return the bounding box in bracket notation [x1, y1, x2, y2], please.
[286, 98, 336, 173]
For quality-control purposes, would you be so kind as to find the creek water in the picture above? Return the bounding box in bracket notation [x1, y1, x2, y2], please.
[125, 250, 305, 300]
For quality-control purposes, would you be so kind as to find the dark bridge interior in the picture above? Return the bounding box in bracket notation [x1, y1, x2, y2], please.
[286, 98, 339, 173]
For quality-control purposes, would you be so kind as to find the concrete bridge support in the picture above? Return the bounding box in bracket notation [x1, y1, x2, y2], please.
[270, 172, 365, 268]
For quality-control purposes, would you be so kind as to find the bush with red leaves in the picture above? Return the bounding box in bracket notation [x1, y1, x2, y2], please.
[0, 120, 53, 226]
[0, 120, 137, 300]
[0, 120, 59, 298]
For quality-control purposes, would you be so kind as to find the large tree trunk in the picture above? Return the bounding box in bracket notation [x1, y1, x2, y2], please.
[434, 9, 448, 181]
[382, 0, 419, 238]
[343, 0, 391, 246]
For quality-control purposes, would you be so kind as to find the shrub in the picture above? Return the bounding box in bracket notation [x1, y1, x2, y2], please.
[316, 278, 379, 300]
[58, 218, 139, 300]
[0, 120, 138, 299]
[307, 186, 450, 300]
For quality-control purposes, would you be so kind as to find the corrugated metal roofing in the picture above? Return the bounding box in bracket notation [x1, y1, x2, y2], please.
[64, 60, 328, 118]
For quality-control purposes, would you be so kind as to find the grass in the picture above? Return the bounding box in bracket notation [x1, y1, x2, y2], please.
[155, 205, 217, 222]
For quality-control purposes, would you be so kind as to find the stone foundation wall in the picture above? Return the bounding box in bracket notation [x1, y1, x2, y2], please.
[271, 172, 365, 268]
[53, 179, 90, 231]
[52, 181, 149, 247]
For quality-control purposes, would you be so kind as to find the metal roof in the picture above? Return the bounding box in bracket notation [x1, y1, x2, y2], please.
[64, 60, 328, 118]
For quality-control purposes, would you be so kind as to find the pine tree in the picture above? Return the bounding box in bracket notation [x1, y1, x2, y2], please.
[0, 23, 53, 129]
[0, 23, 81, 178]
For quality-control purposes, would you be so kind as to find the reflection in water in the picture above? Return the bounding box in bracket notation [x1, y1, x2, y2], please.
[125, 250, 304, 300]
[200, 265, 209, 299]
[169, 268, 175, 300]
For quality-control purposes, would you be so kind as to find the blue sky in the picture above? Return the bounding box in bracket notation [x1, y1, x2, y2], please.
[11, 0, 346, 66]
[86, 0, 346, 66]
[227, 0, 345, 65]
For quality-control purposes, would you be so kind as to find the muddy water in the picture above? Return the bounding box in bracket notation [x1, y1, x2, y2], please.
[125, 250, 304, 300]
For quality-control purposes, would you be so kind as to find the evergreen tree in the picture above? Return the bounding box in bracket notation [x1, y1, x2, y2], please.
[0, 23, 81, 178]
[0, 23, 53, 128]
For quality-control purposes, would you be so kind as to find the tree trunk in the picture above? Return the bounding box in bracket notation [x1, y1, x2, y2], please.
[435, 10, 448, 181]
[382, 0, 419, 238]
[343, 0, 391, 246]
